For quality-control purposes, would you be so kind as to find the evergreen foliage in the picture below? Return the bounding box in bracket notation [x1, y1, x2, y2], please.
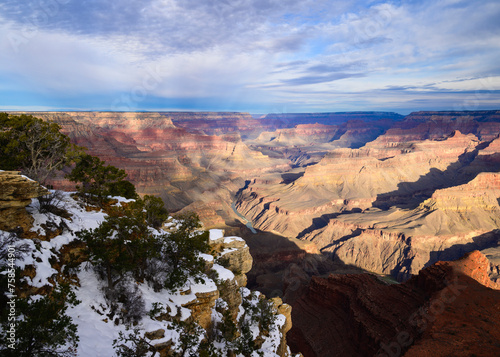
[113, 328, 155, 357]
[170, 319, 205, 357]
[0, 113, 77, 184]
[134, 195, 169, 229]
[66, 153, 136, 206]
[0, 284, 80, 357]
[77, 200, 210, 323]
[77, 210, 149, 290]
[151, 213, 209, 290]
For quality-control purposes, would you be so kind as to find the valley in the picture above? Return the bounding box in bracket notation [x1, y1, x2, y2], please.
[9, 109, 500, 356]
[13, 110, 500, 287]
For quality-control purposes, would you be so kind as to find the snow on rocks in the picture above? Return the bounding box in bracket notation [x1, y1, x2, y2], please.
[1, 191, 290, 357]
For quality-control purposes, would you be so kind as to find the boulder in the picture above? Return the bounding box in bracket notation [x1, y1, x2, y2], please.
[0, 171, 48, 232]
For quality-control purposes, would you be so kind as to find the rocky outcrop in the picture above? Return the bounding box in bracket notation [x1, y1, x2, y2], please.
[182, 288, 220, 330]
[209, 231, 253, 287]
[271, 296, 293, 357]
[0, 171, 48, 232]
[3, 181, 293, 356]
[287, 251, 500, 357]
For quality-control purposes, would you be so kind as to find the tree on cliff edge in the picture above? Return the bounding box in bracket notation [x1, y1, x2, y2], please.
[65, 152, 137, 205]
[0, 113, 78, 185]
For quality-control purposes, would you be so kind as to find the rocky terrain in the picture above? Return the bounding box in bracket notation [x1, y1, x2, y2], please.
[8, 110, 500, 285]
[3, 109, 500, 356]
[0, 171, 293, 356]
[9, 111, 404, 230]
[8, 110, 500, 286]
[286, 250, 500, 357]
[236, 111, 500, 283]
[173, 111, 404, 140]
[11, 111, 291, 227]
[0, 171, 48, 232]
[248, 119, 397, 166]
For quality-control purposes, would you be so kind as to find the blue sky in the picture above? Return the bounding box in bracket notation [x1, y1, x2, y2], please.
[1, 0, 499, 114]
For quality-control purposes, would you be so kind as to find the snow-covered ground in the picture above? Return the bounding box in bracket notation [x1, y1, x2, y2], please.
[1, 191, 288, 356]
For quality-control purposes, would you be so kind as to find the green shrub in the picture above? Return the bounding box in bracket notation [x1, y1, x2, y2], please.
[153, 213, 209, 290]
[76, 210, 153, 290]
[78, 205, 210, 325]
[0, 284, 80, 357]
[131, 195, 169, 229]
[113, 328, 154, 357]
[108, 180, 138, 200]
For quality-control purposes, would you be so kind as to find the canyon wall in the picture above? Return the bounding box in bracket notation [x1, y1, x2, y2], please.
[12, 111, 290, 227]
[8, 110, 500, 285]
[287, 250, 500, 357]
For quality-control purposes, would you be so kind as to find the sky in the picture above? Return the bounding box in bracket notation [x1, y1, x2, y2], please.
[0, 0, 499, 114]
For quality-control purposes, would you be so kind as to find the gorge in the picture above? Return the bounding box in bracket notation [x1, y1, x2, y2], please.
[7, 109, 500, 356]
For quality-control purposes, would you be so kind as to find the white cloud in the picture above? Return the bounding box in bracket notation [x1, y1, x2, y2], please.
[0, 0, 499, 112]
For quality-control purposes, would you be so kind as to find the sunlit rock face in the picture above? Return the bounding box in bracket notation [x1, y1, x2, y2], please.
[236, 111, 500, 282]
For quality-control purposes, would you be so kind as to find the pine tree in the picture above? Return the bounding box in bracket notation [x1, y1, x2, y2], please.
[66, 153, 136, 205]
[0, 113, 77, 184]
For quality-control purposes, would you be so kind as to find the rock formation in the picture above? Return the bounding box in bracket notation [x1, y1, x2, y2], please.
[0, 171, 48, 232]
[287, 251, 500, 357]
[12, 111, 290, 227]
[236, 127, 500, 281]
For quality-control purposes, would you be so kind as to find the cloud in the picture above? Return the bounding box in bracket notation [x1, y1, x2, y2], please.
[0, 0, 499, 112]
[281, 72, 366, 86]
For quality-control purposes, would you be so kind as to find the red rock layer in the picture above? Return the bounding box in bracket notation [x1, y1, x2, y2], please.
[9, 111, 290, 226]
[287, 251, 500, 357]
[370, 110, 500, 146]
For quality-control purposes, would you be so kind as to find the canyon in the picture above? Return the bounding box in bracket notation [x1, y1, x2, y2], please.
[7, 109, 500, 356]
[11, 110, 500, 284]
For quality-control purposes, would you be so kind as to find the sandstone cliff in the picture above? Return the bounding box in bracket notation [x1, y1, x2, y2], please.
[12, 111, 290, 227]
[236, 127, 500, 281]
[299, 172, 500, 281]
[236, 131, 483, 237]
[287, 251, 500, 357]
